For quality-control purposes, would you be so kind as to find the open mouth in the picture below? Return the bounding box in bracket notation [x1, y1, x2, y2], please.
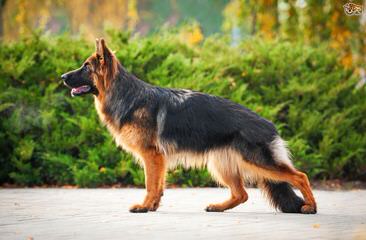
[71, 85, 91, 97]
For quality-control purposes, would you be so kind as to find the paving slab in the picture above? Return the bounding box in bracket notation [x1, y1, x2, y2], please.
[0, 188, 365, 240]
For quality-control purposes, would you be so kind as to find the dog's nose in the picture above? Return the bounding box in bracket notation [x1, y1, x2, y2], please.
[61, 74, 67, 80]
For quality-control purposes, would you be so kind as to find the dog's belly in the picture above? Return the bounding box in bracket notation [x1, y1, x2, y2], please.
[164, 147, 238, 169]
[162, 146, 259, 184]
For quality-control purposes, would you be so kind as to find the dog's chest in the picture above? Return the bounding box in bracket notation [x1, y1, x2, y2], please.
[94, 99, 153, 158]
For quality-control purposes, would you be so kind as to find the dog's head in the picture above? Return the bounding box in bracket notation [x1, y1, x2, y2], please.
[61, 38, 119, 97]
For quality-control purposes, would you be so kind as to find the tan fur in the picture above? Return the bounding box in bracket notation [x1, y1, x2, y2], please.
[130, 149, 166, 212]
[95, 97, 166, 212]
[238, 160, 317, 210]
[94, 99, 156, 163]
[90, 39, 316, 213]
[162, 147, 260, 185]
[205, 173, 248, 212]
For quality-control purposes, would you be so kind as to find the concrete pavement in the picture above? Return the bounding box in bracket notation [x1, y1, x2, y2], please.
[0, 188, 365, 240]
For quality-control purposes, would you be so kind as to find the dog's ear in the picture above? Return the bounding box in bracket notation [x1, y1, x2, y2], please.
[95, 38, 103, 56]
[95, 38, 111, 65]
[95, 38, 118, 86]
[95, 38, 99, 53]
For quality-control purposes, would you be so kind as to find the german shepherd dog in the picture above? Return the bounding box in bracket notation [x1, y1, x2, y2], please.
[61, 39, 317, 214]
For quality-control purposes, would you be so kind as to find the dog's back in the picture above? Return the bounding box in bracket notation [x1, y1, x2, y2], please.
[62, 38, 317, 214]
[97, 64, 316, 214]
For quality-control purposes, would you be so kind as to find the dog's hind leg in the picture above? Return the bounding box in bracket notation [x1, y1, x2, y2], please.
[205, 174, 248, 212]
[242, 162, 317, 214]
[206, 156, 248, 212]
[129, 150, 166, 213]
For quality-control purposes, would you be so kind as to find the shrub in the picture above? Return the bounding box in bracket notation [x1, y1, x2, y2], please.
[0, 31, 365, 186]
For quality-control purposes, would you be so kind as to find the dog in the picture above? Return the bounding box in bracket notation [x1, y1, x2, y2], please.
[61, 38, 317, 214]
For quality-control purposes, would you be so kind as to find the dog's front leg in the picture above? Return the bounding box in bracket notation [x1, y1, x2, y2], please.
[129, 150, 166, 213]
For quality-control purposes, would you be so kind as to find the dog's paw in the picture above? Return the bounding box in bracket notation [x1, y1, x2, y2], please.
[300, 204, 317, 214]
[205, 204, 224, 212]
[147, 201, 160, 212]
[129, 204, 148, 213]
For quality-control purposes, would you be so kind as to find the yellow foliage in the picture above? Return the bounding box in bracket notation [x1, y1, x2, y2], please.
[2, 0, 138, 40]
[258, 13, 276, 39]
[330, 28, 351, 49]
[180, 24, 204, 46]
[127, 0, 139, 31]
[341, 53, 353, 68]
[327, 6, 354, 68]
[222, 0, 243, 32]
[14, 0, 27, 35]
[262, 0, 275, 6]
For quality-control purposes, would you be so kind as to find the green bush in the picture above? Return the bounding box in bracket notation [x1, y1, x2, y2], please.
[0, 31, 365, 187]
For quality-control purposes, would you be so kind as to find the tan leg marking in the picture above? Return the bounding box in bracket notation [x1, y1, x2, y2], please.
[206, 173, 248, 212]
[130, 150, 166, 213]
[240, 162, 317, 214]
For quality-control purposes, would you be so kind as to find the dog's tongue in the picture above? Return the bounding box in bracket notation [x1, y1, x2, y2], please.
[71, 85, 91, 95]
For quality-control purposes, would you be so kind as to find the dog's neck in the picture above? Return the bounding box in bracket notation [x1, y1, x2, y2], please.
[94, 65, 150, 128]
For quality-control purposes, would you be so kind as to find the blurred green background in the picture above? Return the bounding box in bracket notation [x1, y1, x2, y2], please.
[0, 0, 365, 187]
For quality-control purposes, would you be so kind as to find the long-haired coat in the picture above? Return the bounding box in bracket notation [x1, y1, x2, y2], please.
[61, 39, 317, 214]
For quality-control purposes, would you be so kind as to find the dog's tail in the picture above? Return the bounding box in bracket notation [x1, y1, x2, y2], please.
[259, 135, 304, 213]
[261, 180, 304, 213]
